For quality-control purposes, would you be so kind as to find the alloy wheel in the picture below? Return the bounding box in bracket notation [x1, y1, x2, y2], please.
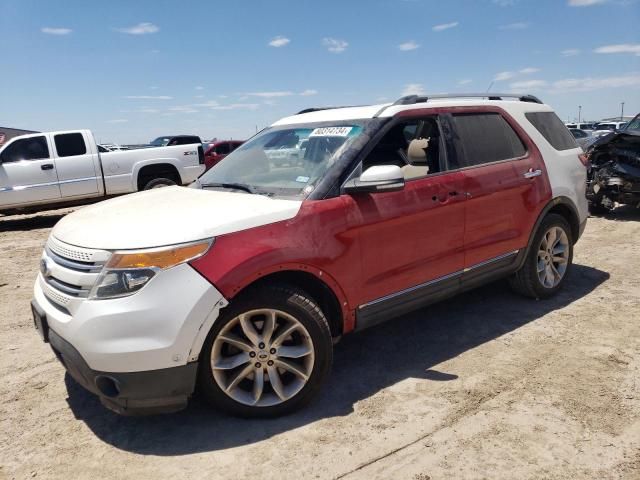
[537, 226, 570, 288]
[210, 309, 315, 407]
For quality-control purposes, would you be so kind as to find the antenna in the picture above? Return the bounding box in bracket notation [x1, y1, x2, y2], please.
[486, 81, 494, 93]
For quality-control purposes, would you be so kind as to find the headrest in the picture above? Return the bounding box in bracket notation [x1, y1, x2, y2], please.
[407, 138, 430, 165]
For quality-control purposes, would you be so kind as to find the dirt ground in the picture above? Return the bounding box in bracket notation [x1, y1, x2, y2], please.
[0, 206, 639, 480]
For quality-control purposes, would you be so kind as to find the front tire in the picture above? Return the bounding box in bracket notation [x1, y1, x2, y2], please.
[198, 284, 333, 417]
[509, 213, 573, 299]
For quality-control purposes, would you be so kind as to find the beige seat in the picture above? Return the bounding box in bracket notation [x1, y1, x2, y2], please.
[402, 138, 430, 180]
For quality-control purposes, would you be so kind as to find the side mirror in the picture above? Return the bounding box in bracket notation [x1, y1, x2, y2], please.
[343, 165, 405, 194]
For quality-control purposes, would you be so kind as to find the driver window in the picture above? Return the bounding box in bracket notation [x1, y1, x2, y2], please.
[0, 136, 50, 163]
[362, 117, 442, 181]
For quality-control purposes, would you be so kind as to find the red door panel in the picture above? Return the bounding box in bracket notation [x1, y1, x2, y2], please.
[351, 171, 466, 304]
[462, 154, 551, 268]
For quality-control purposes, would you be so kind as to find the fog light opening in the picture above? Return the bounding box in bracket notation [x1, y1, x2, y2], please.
[95, 375, 121, 398]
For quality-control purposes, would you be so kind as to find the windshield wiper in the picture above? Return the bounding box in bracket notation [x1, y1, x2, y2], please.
[200, 182, 255, 194]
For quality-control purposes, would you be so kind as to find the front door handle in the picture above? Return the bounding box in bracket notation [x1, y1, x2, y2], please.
[523, 168, 542, 179]
[41, 164, 54, 171]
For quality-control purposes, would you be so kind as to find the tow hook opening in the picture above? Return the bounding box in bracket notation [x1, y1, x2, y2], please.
[95, 375, 121, 398]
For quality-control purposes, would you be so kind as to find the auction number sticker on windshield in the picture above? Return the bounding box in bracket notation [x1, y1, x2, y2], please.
[309, 126, 353, 137]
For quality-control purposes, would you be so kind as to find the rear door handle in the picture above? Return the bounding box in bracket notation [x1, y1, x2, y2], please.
[523, 169, 542, 179]
[41, 164, 54, 171]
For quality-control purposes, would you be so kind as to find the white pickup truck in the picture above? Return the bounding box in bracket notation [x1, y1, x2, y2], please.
[0, 129, 205, 213]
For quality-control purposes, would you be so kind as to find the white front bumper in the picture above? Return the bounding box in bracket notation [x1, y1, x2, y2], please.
[33, 263, 226, 373]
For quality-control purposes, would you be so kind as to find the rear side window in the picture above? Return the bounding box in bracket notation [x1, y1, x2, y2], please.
[55, 133, 87, 157]
[169, 135, 202, 146]
[450, 113, 526, 168]
[216, 143, 230, 154]
[526, 112, 578, 150]
[0, 136, 49, 162]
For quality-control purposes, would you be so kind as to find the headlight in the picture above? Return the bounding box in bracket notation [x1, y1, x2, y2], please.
[89, 240, 212, 300]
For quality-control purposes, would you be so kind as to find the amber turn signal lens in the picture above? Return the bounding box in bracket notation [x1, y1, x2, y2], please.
[106, 241, 211, 269]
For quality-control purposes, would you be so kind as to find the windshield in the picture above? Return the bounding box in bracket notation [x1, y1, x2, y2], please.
[595, 124, 615, 131]
[150, 136, 171, 146]
[197, 122, 367, 198]
[623, 115, 640, 134]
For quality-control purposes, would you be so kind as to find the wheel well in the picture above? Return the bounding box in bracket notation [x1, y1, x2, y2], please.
[137, 164, 181, 190]
[547, 202, 579, 243]
[235, 271, 344, 338]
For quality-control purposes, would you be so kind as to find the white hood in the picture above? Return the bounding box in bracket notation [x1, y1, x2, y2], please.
[52, 186, 302, 250]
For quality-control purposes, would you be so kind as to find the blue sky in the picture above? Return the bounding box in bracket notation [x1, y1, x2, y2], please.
[1, 0, 639, 143]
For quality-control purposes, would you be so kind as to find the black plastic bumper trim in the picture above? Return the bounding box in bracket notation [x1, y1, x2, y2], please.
[48, 329, 197, 415]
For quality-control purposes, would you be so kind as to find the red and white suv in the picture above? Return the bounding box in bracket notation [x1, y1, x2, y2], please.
[32, 93, 588, 417]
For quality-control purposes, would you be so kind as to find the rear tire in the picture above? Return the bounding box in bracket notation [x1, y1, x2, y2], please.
[142, 177, 177, 190]
[509, 213, 573, 299]
[198, 284, 333, 418]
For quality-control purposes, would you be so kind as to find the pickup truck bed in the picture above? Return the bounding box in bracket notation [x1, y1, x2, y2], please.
[0, 129, 205, 212]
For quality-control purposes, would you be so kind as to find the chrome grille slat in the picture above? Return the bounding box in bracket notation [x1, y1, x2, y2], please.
[40, 276, 72, 307]
[48, 239, 94, 262]
[41, 238, 110, 304]
[45, 246, 103, 273]
[45, 277, 88, 298]
[48, 236, 111, 263]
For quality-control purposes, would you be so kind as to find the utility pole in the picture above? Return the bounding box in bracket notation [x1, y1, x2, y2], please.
[578, 105, 582, 123]
[621, 102, 625, 121]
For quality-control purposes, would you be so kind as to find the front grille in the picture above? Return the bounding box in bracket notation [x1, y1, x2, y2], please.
[47, 236, 95, 263]
[41, 237, 111, 305]
[46, 276, 88, 298]
[41, 279, 73, 306]
[45, 246, 102, 273]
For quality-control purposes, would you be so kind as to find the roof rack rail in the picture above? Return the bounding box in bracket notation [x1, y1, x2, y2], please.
[392, 93, 543, 106]
[296, 105, 353, 115]
[295, 105, 361, 115]
[296, 107, 334, 115]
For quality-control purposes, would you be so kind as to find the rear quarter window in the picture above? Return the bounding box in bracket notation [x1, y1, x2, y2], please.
[450, 112, 527, 168]
[525, 112, 578, 151]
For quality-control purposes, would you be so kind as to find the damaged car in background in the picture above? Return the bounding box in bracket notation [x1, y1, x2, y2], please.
[586, 114, 640, 214]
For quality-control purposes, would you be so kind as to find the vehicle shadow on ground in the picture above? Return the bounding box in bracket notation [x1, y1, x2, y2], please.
[0, 213, 67, 232]
[65, 263, 609, 455]
[590, 205, 640, 222]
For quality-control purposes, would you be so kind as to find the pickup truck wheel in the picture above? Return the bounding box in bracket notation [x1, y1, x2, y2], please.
[142, 177, 177, 190]
[509, 213, 573, 299]
[198, 284, 332, 417]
